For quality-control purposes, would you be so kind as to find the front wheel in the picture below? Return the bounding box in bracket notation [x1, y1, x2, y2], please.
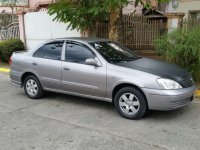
[114, 87, 147, 120]
[24, 75, 44, 99]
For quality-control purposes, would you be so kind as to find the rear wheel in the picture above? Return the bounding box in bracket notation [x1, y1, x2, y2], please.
[114, 87, 147, 120]
[24, 75, 44, 99]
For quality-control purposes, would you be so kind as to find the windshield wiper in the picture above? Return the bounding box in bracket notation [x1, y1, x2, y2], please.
[108, 57, 135, 62]
[108, 56, 142, 63]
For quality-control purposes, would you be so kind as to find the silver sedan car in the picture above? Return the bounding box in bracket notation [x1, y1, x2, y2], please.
[10, 38, 196, 119]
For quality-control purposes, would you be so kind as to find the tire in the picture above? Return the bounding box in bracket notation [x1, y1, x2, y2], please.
[114, 87, 147, 120]
[24, 75, 44, 99]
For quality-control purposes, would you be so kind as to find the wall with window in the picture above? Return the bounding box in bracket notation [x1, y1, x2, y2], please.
[24, 11, 81, 50]
[167, 0, 200, 19]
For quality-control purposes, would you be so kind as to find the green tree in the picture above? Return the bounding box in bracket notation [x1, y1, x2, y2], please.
[155, 27, 200, 81]
[48, 0, 168, 40]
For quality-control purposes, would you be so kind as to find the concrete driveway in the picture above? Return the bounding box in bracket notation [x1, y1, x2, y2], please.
[0, 73, 200, 150]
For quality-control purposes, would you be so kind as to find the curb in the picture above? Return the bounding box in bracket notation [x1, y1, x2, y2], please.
[195, 90, 200, 99]
[0, 68, 10, 73]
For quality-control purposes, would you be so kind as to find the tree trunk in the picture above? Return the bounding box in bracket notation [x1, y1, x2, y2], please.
[109, 7, 122, 41]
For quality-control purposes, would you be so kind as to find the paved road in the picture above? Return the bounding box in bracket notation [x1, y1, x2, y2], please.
[0, 73, 200, 150]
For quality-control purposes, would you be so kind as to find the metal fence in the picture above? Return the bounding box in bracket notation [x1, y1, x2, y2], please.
[0, 14, 18, 29]
[0, 22, 20, 41]
[95, 21, 110, 39]
[121, 15, 167, 50]
[95, 15, 167, 50]
[181, 18, 200, 31]
[0, 14, 19, 41]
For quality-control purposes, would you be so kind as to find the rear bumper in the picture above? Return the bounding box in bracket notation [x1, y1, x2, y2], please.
[142, 85, 196, 111]
[10, 79, 21, 87]
[10, 71, 21, 87]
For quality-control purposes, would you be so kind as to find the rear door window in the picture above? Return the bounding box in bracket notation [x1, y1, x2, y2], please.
[34, 41, 64, 60]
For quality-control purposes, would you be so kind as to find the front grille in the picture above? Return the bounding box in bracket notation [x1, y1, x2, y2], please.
[170, 97, 193, 108]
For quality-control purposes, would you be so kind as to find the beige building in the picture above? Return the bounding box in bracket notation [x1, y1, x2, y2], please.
[0, 0, 30, 13]
[0, 0, 54, 13]
[0, 7, 11, 13]
[123, 0, 158, 14]
[167, 0, 200, 19]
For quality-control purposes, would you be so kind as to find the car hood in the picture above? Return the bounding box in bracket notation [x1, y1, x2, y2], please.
[115, 58, 193, 88]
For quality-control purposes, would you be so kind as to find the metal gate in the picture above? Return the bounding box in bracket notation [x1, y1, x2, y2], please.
[95, 15, 167, 50]
[0, 14, 19, 41]
[0, 22, 19, 40]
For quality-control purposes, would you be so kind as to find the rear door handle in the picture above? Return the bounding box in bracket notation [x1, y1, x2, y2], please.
[32, 62, 37, 66]
[63, 66, 70, 70]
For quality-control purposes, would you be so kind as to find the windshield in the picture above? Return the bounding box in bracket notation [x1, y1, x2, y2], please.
[90, 41, 140, 63]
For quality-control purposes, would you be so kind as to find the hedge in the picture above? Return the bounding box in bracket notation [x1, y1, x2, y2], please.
[155, 26, 200, 82]
[0, 39, 24, 63]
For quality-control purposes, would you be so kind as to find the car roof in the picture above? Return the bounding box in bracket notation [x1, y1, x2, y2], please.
[30, 37, 111, 52]
[54, 37, 110, 43]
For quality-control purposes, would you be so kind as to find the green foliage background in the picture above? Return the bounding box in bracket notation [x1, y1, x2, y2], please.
[48, 0, 169, 31]
[48, 0, 128, 31]
[155, 27, 200, 81]
[0, 39, 24, 63]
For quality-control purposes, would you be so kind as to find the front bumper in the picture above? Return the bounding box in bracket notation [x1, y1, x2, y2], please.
[142, 85, 196, 111]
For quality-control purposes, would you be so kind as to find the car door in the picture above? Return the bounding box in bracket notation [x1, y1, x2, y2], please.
[31, 41, 64, 90]
[61, 41, 107, 98]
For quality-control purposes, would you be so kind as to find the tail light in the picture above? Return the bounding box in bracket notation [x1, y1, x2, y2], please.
[9, 57, 12, 65]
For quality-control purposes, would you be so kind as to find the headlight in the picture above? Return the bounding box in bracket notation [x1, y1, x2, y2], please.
[157, 78, 182, 90]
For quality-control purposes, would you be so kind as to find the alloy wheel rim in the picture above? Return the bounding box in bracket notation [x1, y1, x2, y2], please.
[119, 93, 140, 115]
[26, 79, 38, 96]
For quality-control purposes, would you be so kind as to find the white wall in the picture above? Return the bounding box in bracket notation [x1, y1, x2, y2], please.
[24, 11, 81, 50]
[166, 1, 200, 19]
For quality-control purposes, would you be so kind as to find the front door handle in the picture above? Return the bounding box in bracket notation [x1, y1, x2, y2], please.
[63, 66, 70, 70]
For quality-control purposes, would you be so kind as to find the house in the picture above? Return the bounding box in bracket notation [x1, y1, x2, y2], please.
[166, 0, 200, 19]
[123, 0, 158, 15]
[0, 0, 29, 13]
[29, 0, 54, 11]
[0, 7, 11, 13]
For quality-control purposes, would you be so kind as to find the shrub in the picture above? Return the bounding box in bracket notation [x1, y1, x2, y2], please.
[155, 27, 200, 82]
[0, 39, 24, 63]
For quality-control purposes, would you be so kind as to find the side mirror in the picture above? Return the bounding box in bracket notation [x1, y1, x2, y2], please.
[85, 58, 101, 67]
